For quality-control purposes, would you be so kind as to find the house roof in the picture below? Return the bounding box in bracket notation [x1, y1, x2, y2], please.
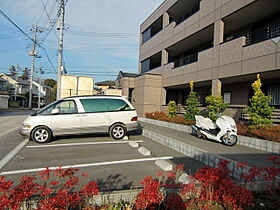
[117, 71, 138, 80]
[0, 77, 6, 82]
[95, 80, 116, 86]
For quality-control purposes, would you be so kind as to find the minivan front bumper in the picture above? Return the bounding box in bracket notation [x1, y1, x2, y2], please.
[19, 127, 31, 138]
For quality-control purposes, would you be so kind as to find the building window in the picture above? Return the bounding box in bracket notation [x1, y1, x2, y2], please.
[171, 51, 198, 68]
[268, 85, 280, 106]
[141, 59, 150, 73]
[142, 16, 163, 44]
[142, 28, 152, 43]
[223, 92, 231, 104]
[141, 52, 162, 73]
[245, 14, 280, 45]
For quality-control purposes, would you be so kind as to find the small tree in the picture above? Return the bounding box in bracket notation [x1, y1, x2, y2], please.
[167, 100, 177, 118]
[184, 81, 200, 121]
[20, 68, 30, 80]
[205, 95, 227, 121]
[245, 74, 274, 127]
[8, 65, 17, 77]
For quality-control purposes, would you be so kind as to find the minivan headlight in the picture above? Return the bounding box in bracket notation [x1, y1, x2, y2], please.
[23, 123, 31, 129]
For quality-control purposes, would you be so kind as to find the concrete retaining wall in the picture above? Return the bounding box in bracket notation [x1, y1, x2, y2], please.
[139, 117, 280, 155]
[142, 126, 280, 191]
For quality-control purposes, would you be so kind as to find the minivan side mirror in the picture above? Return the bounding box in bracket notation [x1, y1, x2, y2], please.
[51, 108, 60, 115]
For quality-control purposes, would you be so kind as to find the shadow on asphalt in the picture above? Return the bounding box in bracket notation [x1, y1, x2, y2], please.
[170, 157, 206, 175]
[96, 174, 134, 191]
[50, 128, 143, 142]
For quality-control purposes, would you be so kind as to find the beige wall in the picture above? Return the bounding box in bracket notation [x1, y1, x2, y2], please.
[139, 0, 257, 62]
[133, 74, 163, 117]
[60, 75, 94, 98]
[0, 95, 9, 109]
[103, 89, 122, 96]
[120, 0, 279, 116]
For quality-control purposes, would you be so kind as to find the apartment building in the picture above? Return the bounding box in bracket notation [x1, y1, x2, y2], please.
[117, 0, 280, 118]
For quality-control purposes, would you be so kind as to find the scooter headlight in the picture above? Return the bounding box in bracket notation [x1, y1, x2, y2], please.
[230, 125, 236, 130]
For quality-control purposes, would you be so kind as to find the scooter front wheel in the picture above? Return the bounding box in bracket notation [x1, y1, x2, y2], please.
[221, 134, 238, 146]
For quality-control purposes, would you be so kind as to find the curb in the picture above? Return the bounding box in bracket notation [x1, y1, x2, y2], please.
[155, 159, 173, 171]
[95, 189, 140, 205]
[142, 128, 280, 191]
[138, 147, 151, 156]
[139, 117, 280, 155]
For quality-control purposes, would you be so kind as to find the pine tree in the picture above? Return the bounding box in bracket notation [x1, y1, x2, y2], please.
[184, 81, 200, 121]
[245, 74, 274, 127]
[8, 65, 17, 77]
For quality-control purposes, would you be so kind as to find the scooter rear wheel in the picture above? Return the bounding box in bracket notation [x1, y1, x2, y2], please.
[222, 135, 237, 146]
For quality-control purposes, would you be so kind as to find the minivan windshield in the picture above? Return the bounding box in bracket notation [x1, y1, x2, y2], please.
[34, 100, 61, 115]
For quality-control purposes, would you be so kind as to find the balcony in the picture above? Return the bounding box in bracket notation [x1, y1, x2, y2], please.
[245, 21, 280, 46]
[167, 0, 200, 25]
[142, 16, 163, 44]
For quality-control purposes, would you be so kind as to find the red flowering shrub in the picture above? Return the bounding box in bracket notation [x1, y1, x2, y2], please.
[180, 160, 254, 209]
[145, 111, 194, 126]
[163, 193, 185, 210]
[146, 111, 280, 142]
[0, 167, 100, 210]
[237, 124, 280, 142]
[249, 126, 280, 142]
[0, 161, 279, 209]
[133, 176, 164, 209]
[236, 123, 249, 136]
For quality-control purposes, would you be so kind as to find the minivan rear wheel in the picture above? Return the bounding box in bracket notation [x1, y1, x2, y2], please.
[109, 123, 126, 140]
[31, 126, 52, 143]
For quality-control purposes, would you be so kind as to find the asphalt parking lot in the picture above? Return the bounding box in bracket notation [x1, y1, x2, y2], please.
[0, 133, 205, 191]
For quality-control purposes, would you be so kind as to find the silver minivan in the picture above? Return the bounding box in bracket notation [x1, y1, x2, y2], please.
[20, 95, 139, 143]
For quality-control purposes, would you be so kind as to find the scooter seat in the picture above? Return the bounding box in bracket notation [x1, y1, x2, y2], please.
[203, 118, 217, 129]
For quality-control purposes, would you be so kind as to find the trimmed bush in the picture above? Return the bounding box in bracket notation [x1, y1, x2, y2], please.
[205, 95, 227, 121]
[8, 101, 20, 108]
[167, 101, 177, 118]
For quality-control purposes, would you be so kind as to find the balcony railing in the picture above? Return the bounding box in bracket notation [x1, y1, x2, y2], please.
[173, 53, 198, 68]
[245, 17, 280, 46]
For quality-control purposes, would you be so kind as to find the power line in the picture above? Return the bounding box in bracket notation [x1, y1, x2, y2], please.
[39, 0, 59, 42]
[0, 8, 57, 74]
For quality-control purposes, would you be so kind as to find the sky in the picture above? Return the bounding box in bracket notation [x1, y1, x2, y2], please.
[0, 0, 164, 82]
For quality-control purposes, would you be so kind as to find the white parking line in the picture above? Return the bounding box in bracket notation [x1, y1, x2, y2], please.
[26, 140, 144, 148]
[0, 138, 29, 170]
[0, 156, 173, 176]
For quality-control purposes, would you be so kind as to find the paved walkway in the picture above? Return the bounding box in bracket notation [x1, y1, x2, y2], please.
[140, 121, 279, 168]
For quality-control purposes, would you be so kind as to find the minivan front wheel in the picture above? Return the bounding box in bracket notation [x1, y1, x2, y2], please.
[31, 126, 52, 143]
[109, 123, 126, 140]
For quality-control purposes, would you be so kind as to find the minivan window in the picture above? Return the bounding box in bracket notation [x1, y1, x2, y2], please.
[80, 98, 131, 113]
[40, 100, 77, 115]
[107, 99, 131, 111]
[56, 100, 77, 114]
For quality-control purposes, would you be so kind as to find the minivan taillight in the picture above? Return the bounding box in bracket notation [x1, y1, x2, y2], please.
[131, 116, 138, 122]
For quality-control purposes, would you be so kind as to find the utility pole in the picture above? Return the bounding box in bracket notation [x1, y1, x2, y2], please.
[15, 64, 18, 101]
[56, 0, 65, 100]
[38, 64, 42, 109]
[28, 25, 42, 109]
